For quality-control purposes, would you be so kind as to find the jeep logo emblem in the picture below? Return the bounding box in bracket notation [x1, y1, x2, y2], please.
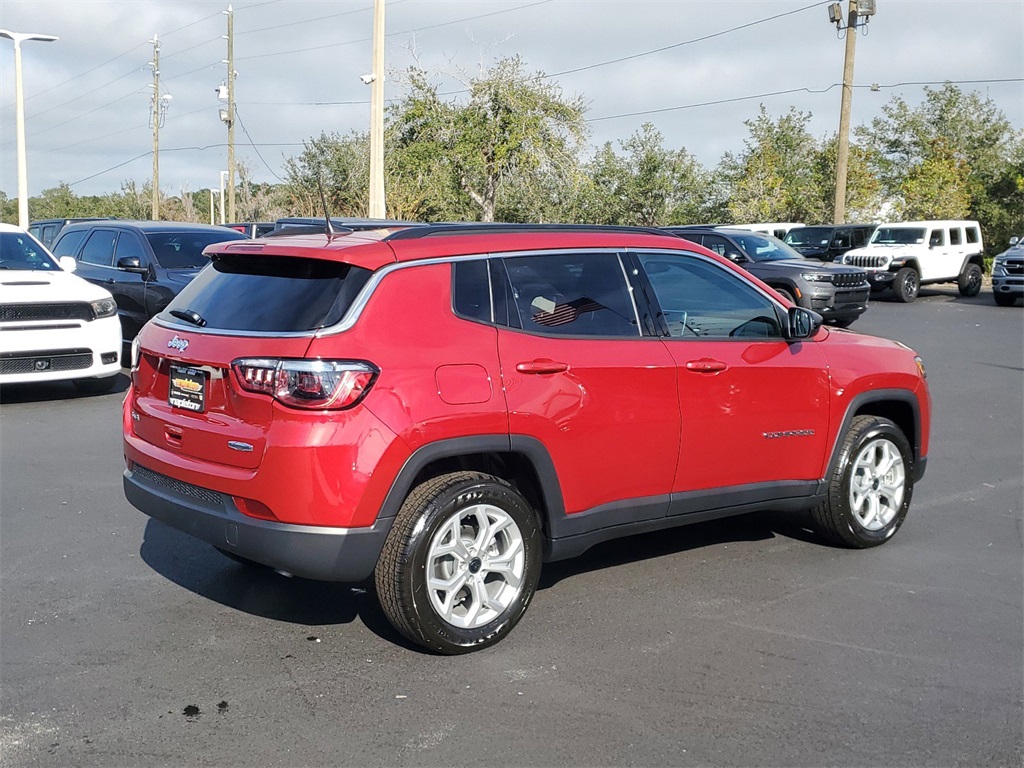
[167, 335, 189, 352]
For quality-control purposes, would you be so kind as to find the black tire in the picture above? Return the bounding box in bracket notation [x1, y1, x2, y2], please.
[892, 268, 918, 303]
[957, 263, 982, 297]
[993, 291, 1018, 307]
[810, 415, 914, 548]
[374, 471, 542, 654]
[73, 375, 118, 395]
[774, 287, 796, 304]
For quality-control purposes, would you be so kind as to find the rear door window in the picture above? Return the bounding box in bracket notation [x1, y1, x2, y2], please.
[160, 254, 372, 332]
[80, 229, 118, 266]
[499, 252, 640, 337]
[51, 230, 88, 258]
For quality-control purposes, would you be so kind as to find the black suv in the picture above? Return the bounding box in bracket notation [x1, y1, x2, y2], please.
[50, 220, 247, 342]
[28, 217, 115, 248]
[665, 227, 870, 327]
[784, 224, 877, 262]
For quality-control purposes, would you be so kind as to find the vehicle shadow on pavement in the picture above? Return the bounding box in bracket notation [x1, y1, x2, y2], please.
[0, 372, 130, 403]
[139, 518, 417, 650]
[140, 511, 822, 651]
[538, 509, 818, 589]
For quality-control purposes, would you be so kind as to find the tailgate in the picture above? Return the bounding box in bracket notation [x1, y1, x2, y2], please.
[130, 325, 312, 469]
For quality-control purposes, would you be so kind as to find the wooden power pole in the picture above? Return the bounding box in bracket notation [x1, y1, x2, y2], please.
[226, 5, 236, 223]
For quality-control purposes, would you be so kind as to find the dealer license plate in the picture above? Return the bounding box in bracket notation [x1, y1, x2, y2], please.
[168, 364, 206, 413]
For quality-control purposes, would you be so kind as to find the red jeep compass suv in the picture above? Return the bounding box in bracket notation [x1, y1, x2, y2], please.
[122, 223, 930, 654]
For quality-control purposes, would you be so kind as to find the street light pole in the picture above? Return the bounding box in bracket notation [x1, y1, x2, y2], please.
[0, 29, 58, 229]
[219, 171, 228, 225]
[368, 0, 386, 218]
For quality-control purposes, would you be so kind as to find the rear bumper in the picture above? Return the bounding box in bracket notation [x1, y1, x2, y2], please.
[124, 464, 390, 582]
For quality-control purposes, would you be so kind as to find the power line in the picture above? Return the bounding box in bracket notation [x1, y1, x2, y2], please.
[68, 142, 307, 188]
[550, 0, 833, 79]
[234, 106, 285, 182]
[237, 0, 410, 37]
[237, 0, 553, 61]
[587, 78, 1024, 123]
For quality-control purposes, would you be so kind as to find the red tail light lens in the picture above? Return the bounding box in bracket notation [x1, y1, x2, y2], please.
[232, 358, 377, 409]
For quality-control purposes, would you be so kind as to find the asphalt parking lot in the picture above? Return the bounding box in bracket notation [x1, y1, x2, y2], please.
[1, 286, 1021, 767]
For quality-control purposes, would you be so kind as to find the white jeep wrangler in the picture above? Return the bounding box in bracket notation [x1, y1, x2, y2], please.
[839, 220, 984, 303]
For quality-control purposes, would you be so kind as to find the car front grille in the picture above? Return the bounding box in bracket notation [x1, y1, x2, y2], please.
[0, 349, 93, 375]
[132, 464, 225, 507]
[845, 254, 889, 269]
[0, 302, 93, 323]
[832, 273, 868, 288]
[1005, 259, 1024, 276]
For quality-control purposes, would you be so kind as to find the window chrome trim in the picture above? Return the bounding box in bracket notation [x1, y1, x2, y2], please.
[155, 246, 764, 340]
[315, 248, 638, 338]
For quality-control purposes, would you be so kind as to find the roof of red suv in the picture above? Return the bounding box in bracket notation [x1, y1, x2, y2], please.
[205, 223, 704, 272]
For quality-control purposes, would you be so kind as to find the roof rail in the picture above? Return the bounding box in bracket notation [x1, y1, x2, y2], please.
[263, 225, 354, 238]
[382, 222, 670, 241]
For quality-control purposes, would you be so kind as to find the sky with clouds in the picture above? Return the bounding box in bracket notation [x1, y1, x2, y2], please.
[1, 0, 1021, 202]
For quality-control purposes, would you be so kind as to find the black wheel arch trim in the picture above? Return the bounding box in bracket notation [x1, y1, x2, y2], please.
[376, 434, 567, 524]
[826, 389, 926, 483]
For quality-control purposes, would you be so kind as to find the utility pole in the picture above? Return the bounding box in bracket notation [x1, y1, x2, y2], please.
[828, 0, 876, 224]
[149, 35, 161, 220]
[223, 5, 236, 223]
[368, 0, 385, 218]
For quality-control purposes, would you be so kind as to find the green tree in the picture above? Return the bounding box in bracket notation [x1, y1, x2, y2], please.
[283, 131, 371, 217]
[813, 137, 883, 223]
[719, 106, 825, 223]
[580, 124, 711, 226]
[897, 137, 972, 219]
[392, 56, 588, 222]
[856, 83, 1023, 249]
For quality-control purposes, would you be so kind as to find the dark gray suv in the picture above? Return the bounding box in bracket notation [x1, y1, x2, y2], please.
[50, 220, 247, 342]
[665, 227, 871, 327]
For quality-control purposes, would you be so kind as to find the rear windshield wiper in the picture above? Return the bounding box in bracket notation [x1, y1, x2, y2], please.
[169, 309, 207, 327]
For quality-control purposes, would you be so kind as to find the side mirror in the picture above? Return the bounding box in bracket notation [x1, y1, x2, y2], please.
[117, 256, 147, 273]
[59, 256, 77, 273]
[1010, 237, 1019, 246]
[786, 306, 822, 340]
[725, 250, 746, 263]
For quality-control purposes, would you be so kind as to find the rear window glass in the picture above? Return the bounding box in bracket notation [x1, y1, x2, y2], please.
[160, 255, 372, 332]
[146, 231, 246, 269]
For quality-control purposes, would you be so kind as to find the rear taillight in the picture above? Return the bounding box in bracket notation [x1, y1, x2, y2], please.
[232, 358, 377, 409]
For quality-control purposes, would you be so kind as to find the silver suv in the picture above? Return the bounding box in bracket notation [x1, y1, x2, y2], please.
[991, 235, 1023, 307]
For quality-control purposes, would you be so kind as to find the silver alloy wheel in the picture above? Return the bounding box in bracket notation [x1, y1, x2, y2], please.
[849, 437, 906, 531]
[425, 503, 526, 629]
